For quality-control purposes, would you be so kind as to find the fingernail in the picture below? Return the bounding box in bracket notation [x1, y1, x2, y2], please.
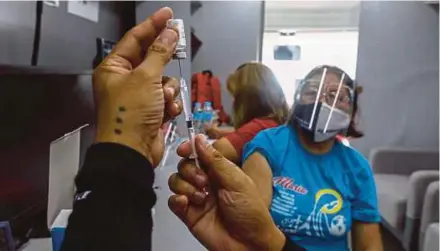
[167, 87, 174, 97]
[176, 195, 185, 204]
[174, 102, 180, 111]
[196, 174, 207, 186]
[197, 134, 209, 149]
[193, 191, 206, 204]
[177, 140, 188, 148]
[158, 29, 178, 46]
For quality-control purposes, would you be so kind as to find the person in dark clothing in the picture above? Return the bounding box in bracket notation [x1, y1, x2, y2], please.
[60, 7, 304, 251]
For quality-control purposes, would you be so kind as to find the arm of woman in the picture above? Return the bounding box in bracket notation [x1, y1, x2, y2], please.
[242, 152, 273, 207]
[351, 155, 383, 251]
[214, 127, 236, 137]
[352, 222, 383, 251]
[205, 123, 235, 139]
[213, 119, 275, 166]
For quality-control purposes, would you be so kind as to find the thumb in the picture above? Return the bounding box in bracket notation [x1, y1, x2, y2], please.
[194, 135, 247, 191]
[136, 27, 178, 80]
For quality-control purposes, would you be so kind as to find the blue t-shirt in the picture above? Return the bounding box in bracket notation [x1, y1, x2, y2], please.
[243, 125, 380, 251]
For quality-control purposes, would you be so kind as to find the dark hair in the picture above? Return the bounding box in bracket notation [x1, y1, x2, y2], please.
[347, 84, 363, 138]
[202, 70, 213, 78]
[301, 65, 363, 138]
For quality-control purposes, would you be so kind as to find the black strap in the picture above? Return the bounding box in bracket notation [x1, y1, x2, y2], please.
[31, 1, 43, 66]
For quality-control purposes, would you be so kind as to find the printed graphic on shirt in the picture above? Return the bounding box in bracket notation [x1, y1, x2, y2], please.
[273, 177, 308, 195]
[271, 177, 347, 238]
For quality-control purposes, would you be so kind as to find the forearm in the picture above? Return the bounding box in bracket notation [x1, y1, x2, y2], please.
[353, 222, 383, 251]
[215, 127, 236, 137]
[60, 143, 156, 251]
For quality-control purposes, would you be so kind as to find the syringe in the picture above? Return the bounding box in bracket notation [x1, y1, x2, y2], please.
[177, 60, 201, 169]
[166, 18, 200, 169]
[177, 62, 208, 195]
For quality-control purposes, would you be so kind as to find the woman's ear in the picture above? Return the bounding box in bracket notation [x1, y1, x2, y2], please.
[355, 86, 363, 94]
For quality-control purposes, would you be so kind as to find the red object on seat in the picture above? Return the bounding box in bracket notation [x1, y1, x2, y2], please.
[191, 72, 230, 124]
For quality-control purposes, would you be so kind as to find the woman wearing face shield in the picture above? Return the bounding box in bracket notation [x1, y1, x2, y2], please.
[241, 65, 383, 251]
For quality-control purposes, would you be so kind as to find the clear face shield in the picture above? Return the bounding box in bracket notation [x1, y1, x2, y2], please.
[292, 67, 355, 142]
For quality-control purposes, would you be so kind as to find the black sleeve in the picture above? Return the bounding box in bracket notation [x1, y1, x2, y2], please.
[60, 143, 156, 251]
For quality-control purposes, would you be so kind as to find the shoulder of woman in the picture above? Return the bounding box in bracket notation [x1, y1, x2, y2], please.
[246, 125, 289, 148]
[342, 146, 372, 176]
[248, 117, 283, 130]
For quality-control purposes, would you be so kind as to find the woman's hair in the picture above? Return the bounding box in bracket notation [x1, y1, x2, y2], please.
[295, 65, 363, 138]
[227, 62, 288, 128]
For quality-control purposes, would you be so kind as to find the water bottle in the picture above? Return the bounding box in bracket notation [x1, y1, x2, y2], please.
[203, 102, 214, 126]
[193, 102, 202, 134]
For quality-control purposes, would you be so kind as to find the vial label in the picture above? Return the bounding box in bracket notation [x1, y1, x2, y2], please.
[167, 19, 187, 59]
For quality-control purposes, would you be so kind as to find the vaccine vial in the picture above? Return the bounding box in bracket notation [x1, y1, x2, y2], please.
[166, 19, 187, 59]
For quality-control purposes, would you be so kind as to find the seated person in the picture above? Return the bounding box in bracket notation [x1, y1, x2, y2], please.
[205, 62, 288, 165]
[242, 65, 383, 251]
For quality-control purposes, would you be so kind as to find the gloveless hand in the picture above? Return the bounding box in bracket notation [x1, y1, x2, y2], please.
[168, 135, 286, 251]
[93, 7, 182, 166]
